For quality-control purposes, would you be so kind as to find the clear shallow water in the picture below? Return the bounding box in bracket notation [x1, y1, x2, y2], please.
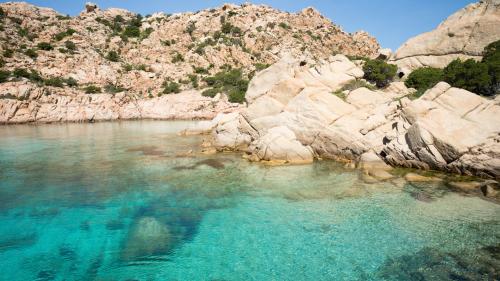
[0, 121, 498, 281]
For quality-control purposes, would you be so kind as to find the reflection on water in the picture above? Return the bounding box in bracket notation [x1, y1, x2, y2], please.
[0, 121, 498, 280]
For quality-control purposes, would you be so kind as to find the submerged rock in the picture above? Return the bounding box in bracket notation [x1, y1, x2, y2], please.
[121, 217, 172, 261]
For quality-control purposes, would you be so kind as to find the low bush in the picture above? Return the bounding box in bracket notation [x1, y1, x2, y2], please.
[171, 52, 184, 63]
[162, 81, 181, 94]
[65, 40, 76, 51]
[37, 42, 53, 51]
[25, 49, 37, 59]
[279, 22, 290, 29]
[482, 40, 500, 94]
[254, 63, 271, 71]
[64, 77, 78, 87]
[362, 59, 397, 88]
[203, 68, 249, 103]
[3, 49, 13, 58]
[104, 83, 126, 93]
[201, 88, 219, 98]
[405, 67, 443, 93]
[106, 50, 120, 62]
[186, 22, 196, 36]
[54, 28, 76, 41]
[0, 70, 10, 83]
[443, 59, 491, 95]
[188, 74, 199, 88]
[44, 77, 64, 87]
[84, 85, 101, 94]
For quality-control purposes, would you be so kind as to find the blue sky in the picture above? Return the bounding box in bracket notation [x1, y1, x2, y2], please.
[2, 0, 477, 50]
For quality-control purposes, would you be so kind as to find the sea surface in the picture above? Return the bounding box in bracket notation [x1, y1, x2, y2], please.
[0, 121, 498, 281]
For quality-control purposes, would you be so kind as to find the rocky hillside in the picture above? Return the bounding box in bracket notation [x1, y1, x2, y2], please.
[391, 0, 500, 76]
[0, 2, 380, 123]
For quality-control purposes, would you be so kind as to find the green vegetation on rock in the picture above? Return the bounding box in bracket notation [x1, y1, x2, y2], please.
[203, 68, 249, 103]
[84, 85, 102, 94]
[405, 67, 443, 97]
[362, 59, 397, 88]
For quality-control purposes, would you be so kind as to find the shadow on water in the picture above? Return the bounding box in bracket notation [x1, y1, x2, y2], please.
[373, 244, 500, 281]
[126, 146, 166, 157]
[0, 233, 37, 252]
[173, 158, 230, 170]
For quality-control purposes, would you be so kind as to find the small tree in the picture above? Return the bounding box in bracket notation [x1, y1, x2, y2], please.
[362, 59, 397, 88]
[482, 40, 500, 94]
[443, 59, 491, 95]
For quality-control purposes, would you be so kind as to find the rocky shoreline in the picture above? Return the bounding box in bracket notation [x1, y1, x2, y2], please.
[184, 54, 500, 184]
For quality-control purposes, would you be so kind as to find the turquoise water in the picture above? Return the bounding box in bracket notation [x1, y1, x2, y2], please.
[0, 121, 498, 281]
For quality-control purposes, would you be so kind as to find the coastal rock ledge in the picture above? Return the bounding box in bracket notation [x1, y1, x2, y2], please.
[186, 55, 500, 179]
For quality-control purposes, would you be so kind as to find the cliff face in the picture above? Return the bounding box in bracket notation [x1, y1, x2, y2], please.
[390, 0, 500, 76]
[0, 2, 380, 123]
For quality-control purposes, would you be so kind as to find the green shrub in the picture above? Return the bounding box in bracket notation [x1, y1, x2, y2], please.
[221, 22, 233, 34]
[65, 40, 76, 51]
[203, 68, 248, 103]
[188, 74, 199, 88]
[482, 40, 500, 94]
[106, 50, 120, 62]
[54, 28, 76, 41]
[279, 22, 290, 29]
[0, 7, 5, 19]
[332, 90, 346, 100]
[141, 27, 154, 39]
[123, 25, 140, 37]
[254, 63, 271, 71]
[84, 85, 101, 94]
[44, 77, 64, 87]
[194, 66, 208, 74]
[64, 77, 78, 87]
[25, 49, 37, 59]
[362, 59, 397, 88]
[18, 28, 29, 37]
[162, 81, 181, 94]
[104, 83, 126, 93]
[0, 70, 10, 83]
[13, 68, 30, 78]
[3, 49, 13, 58]
[171, 52, 184, 63]
[186, 22, 196, 36]
[443, 59, 491, 95]
[201, 88, 219, 98]
[405, 67, 443, 93]
[12, 68, 43, 83]
[37, 42, 53, 51]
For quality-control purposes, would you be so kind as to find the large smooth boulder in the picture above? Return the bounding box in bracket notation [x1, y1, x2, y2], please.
[121, 217, 172, 261]
[248, 126, 314, 164]
[390, 0, 500, 75]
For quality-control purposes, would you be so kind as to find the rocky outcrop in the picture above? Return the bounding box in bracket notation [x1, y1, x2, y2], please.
[0, 2, 380, 124]
[0, 81, 242, 123]
[193, 55, 500, 179]
[390, 0, 500, 76]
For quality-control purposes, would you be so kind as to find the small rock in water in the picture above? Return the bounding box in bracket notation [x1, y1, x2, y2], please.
[410, 192, 433, 203]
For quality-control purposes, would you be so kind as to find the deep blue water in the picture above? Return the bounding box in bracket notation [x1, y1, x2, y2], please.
[0, 121, 498, 281]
